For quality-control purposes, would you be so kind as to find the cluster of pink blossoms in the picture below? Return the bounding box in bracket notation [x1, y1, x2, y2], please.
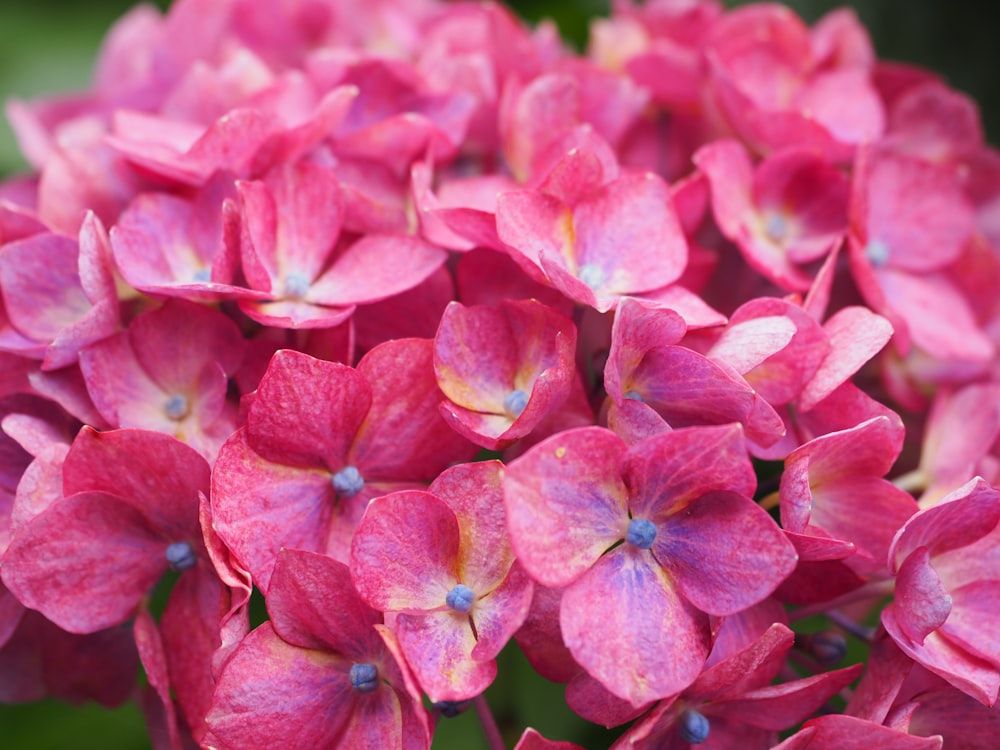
[1, 0, 1000, 748]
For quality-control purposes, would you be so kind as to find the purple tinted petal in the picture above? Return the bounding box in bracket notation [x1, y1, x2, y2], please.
[560, 546, 710, 705]
[1, 492, 166, 633]
[350, 490, 459, 612]
[656, 490, 797, 616]
[395, 610, 494, 702]
[623, 424, 757, 518]
[267, 549, 382, 657]
[504, 427, 629, 588]
[206, 624, 358, 749]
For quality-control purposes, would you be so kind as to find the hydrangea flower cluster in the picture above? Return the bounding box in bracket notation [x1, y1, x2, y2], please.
[1, 1, 999, 748]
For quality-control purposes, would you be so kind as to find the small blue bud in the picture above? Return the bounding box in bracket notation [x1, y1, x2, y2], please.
[192, 268, 212, 283]
[626, 518, 657, 550]
[623, 390, 644, 402]
[332, 466, 364, 498]
[433, 700, 471, 718]
[864, 238, 891, 267]
[445, 583, 476, 614]
[503, 389, 529, 418]
[578, 263, 605, 290]
[165, 541, 197, 571]
[163, 394, 189, 421]
[349, 663, 379, 693]
[284, 272, 311, 299]
[764, 213, 788, 243]
[678, 708, 710, 744]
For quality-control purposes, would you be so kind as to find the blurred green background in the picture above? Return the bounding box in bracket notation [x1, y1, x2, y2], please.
[0, 0, 994, 747]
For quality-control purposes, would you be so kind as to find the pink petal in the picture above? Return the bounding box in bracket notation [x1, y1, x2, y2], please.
[266, 549, 381, 656]
[351, 337, 476, 481]
[246, 349, 370, 467]
[1, 492, 167, 633]
[623, 424, 757, 519]
[308, 234, 446, 307]
[350, 490, 459, 613]
[504, 426, 629, 588]
[560, 545, 710, 705]
[211, 430, 347, 590]
[395, 609, 494, 702]
[205, 625, 359, 749]
[655, 490, 798, 616]
[799, 306, 893, 410]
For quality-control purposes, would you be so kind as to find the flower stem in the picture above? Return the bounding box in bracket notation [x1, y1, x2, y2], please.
[474, 694, 505, 750]
[826, 608, 876, 642]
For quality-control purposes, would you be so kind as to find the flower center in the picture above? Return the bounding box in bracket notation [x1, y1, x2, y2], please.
[165, 541, 197, 571]
[864, 238, 891, 268]
[578, 263, 605, 290]
[503, 389, 529, 419]
[445, 583, 475, 614]
[626, 518, 657, 549]
[284, 272, 311, 299]
[332, 466, 364, 498]
[623, 389, 644, 402]
[764, 212, 788, 243]
[678, 708, 710, 744]
[192, 268, 212, 283]
[349, 663, 379, 693]
[163, 394, 190, 421]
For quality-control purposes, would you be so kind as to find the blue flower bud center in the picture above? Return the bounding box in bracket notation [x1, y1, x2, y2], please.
[764, 212, 788, 243]
[165, 541, 197, 571]
[678, 708, 710, 744]
[163, 394, 190, 421]
[623, 389, 644, 402]
[864, 238, 891, 267]
[503, 389, 529, 419]
[349, 663, 379, 693]
[626, 518, 657, 549]
[433, 700, 471, 718]
[284, 272, 311, 299]
[332, 466, 364, 498]
[446, 583, 475, 614]
[192, 268, 212, 283]
[578, 263, 605, 290]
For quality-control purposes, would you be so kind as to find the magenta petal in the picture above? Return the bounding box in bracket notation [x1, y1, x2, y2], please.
[351, 338, 476, 481]
[687, 623, 794, 701]
[721, 664, 863, 730]
[894, 547, 953, 645]
[267, 549, 381, 656]
[656, 490, 798, 616]
[205, 624, 357, 749]
[469, 563, 534, 663]
[1, 492, 166, 633]
[434, 302, 520, 412]
[882, 607, 1000, 707]
[308, 234, 446, 306]
[571, 172, 687, 296]
[623, 424, 757, 518]
[62, 427, 207, 536]
[779, 714, 943, 750]
[560, 546, 710, 705]
[395, 610, 494, 702]
[504, 426, 629, 588]
[351, 490, 459, 612]
[211, 430, 344, 589]
[246, 349, 370, 467]
[429, 461, 514, 595]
